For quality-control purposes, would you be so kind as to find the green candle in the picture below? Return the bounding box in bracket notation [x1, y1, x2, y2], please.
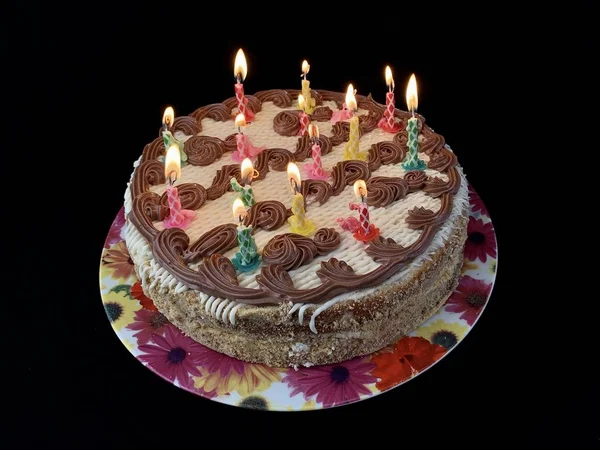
[230, 178, 255, 207]
[231, 198, 261, 272]
[401, 74, 426, 171]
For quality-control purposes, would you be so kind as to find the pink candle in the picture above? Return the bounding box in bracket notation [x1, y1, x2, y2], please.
[304, 124, 329, 180]
[384, 91, 395, 128]
[378, 66, 401, 133]
[233, 49, 255, 122]
[163, 145, 196, 229]
[298, 111, 309, 136]
[350, 202, 370, 236]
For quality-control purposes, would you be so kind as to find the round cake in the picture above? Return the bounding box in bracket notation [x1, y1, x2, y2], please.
[124, 88, 468, 368]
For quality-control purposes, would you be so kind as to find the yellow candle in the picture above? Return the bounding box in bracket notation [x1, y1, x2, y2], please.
[299, 60, 316, 114]
[343, 85, 367, 161]
[286, 162, 316, 236]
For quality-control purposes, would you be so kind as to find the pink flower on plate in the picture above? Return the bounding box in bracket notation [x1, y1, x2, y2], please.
[138, 326, 203, 390]
[445, 275, 492, 325]
[282, 357, 377, 408]
[126, 308, 171, 345]
[468, 185, 489, 217]
[104, 206, 126, 248]
[465, 217, 497, 263]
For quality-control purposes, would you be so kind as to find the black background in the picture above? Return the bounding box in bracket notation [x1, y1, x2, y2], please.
[6, 3, 597, 448]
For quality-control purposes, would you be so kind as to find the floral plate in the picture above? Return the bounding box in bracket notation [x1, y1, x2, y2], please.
[99, 185, 497, 411]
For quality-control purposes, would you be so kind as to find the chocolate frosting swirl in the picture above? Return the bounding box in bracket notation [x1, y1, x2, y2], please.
[262, 233, 319, 271]
[358, 113, 380, 134]
[406, 193, 453, 229]
[368, 145, 382, 172]
[372, 141, 405, 165]
[273, 110, 301, 136]
[428, 147, 458, 172]
[365, 227, 436, 263]
[184, 224, 238, 264]
[131, 160, 166, 198]
[310, 106, 333, 122]
[404, 170, 428, 192]
[316, 258, 356, 283]
[420, 127, 446, 155]
[358, 94, 386, 116]
[243, 201, 290, 232]
[206, 164, 241, 200]
[423, 167, 461, 197]
[142, 137, 165, 163]
[159, 183, 207, 211]
[129, 192, 163, 241]
[172, 116, 201, 136]
[254, 89, 293, 108]
[184, 136, 225, 166]
[393, 130, 407, 148]
[329, 121, 363, 146]
[295, 135, 332, 161]
[191, 103, 231, 123]
[313, 228, 341, 255]
[331, 161, 370, 196]
[301, 179, 333, 206]
[253, 148, 293, 181]
[222, 133, 239, 153]
[366, 177, 409, 207]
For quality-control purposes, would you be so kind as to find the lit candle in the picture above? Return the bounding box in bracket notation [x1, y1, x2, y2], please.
[377, 66, 401, 133]
[231, 198, 261, 272]
[343, 85, 367, 161]
[287, 162, 317, 236]
[161, 107, 187, 164]
[297, 94, 310, 136]
[233, 48, 255, 122]
[303, 124, 329, 180]
[401, 74, 427, 171]
[330, 83, 354, 124]
[348, 180, 379, 243]
[162, 144, 196, 229]
[230, 157, 257, 207]
[299, 60, 316, 114]
[231, 113, 266, 163]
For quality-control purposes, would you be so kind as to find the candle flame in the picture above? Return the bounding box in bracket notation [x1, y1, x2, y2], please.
[385, 66, 394, 90]
[162, 106, 174, 127]
[165, 144, 181, 183]
[298, 94, 306, 111]
[235, 113, 246, 129]
[345, 84, 357, 111]
[234, 48, 247, 81]
[301, 60, 310, 75]
[287, 162, 301, 194]
[232, 198, 247, 221]
[406, 74, 418, 112]
[241, 157, 254, 183]
[353, 180, 367, 201]
[308, 124, 319, 138]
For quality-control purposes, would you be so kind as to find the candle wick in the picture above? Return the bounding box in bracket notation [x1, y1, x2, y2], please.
[168, 171, 177, 186]
[236, 74, 242, 84]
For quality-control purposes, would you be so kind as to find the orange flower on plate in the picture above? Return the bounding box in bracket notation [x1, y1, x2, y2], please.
[131, 282, 157, 311]
[371, 336, 446, 391]
[102, 241, 135, 281]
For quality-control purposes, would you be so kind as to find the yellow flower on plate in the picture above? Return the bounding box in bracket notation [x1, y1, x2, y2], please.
[461, 258, 479, 274]
[102, 290, 141, 331]
[488, 259, 497, 275]
[194, 364, 282, 397]
[416, 319, 469, 350]
[102, 241, 136, 281]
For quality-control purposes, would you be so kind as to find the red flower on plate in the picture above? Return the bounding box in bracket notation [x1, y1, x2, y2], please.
[371, 337, 446, 391]
[104, 206, 126, 248]
[468, 185, 488, 217]
[465, 217, 497, 263]
[138, 326, 203, 390]
[126, 309, 171, 345]
[131, 282, 157, 311]
[283, 358, 377, 408]
[445, 275, 492, 325]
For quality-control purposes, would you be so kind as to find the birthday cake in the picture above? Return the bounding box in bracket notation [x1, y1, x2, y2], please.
[124, 67, 468, 368]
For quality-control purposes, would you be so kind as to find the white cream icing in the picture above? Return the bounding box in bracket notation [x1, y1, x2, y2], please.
[124, 99, 467, 331]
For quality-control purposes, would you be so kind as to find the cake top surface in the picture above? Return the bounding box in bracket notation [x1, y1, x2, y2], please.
[125, 88, 462, 309]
